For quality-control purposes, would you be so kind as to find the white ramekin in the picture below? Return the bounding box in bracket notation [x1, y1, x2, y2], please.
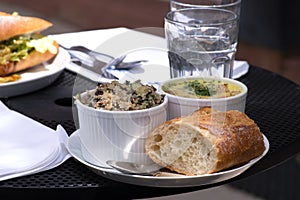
[159, 77, 248, 120]
[75, 90, 168, 168]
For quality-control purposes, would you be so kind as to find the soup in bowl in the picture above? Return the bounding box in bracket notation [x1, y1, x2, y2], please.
[160, 77, 247, 119]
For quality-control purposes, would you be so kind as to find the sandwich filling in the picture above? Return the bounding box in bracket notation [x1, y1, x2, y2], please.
[0, 33, 57, 66]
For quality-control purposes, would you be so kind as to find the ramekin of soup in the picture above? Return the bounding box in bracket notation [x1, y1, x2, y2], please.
[160, 77, 247, 119]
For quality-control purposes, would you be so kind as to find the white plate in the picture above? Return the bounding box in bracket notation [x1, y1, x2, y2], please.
[0, 47, 70, 98]
[67, 130, 269, 188]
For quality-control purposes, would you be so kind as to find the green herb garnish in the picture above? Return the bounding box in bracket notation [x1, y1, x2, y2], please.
[186, 80, 210, 96]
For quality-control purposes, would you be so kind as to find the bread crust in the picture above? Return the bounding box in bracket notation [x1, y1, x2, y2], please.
[0, 11, 12, 16]
[145, 107, 266, 176]
[0, 13, 52, 41]
[0, 41, 59, 76]
[197, 110, 266, 173]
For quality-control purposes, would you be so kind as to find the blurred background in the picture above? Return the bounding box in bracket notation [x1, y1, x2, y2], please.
[1, 0, 299, 200]
[1, 0, 299, 85]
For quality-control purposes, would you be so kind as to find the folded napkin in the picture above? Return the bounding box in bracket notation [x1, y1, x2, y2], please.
[0, 101, 71, 181]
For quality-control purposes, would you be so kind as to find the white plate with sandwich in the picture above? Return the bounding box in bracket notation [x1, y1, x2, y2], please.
[0, 11, 70, 98]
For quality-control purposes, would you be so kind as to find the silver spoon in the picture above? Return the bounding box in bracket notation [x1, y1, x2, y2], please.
[106, 160, 186, 177]
[106, 160, 161, 175]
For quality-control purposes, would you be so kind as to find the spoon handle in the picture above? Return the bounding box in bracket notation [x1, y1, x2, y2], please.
[106, 160, 186, 177]
[153, 171, 186, 177]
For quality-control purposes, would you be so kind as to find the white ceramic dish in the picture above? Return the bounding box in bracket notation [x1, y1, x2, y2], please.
[160, 76, 248, 120]
[0, 47, 70, 98]
[75, 90, 168, 168]
[67, 130, 269, 188]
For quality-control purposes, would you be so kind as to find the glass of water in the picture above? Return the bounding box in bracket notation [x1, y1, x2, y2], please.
[164, 8, 239, 78]
[170, 0, 241, 17]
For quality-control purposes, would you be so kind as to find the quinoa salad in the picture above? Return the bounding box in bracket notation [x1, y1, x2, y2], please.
[76, 80, 165, 111]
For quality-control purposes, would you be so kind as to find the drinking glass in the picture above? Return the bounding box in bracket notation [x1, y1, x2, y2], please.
[170, 0, 241, 17]
[164, 8, 239, 78]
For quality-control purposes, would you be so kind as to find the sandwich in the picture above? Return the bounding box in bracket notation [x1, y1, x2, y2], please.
[0, 11, 59, 79]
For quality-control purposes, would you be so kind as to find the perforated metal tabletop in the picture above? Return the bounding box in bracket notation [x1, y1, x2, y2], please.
[1, 66, 299, 199]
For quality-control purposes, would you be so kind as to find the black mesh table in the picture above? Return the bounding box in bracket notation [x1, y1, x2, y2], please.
[1, 66, 299, 199]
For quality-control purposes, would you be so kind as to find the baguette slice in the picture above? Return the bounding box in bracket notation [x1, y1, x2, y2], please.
[145, 107, 266, 176]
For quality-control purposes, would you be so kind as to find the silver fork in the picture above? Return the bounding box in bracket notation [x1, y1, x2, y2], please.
[61, 45, 147, 79]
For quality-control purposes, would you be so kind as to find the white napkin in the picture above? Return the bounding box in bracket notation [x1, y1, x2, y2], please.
[50, 27, 249, 82]
[0, 101, 71, 181]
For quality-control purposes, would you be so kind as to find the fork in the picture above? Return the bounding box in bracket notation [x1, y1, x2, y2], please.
[60, 45, 147, 79]
[70, 45, 148, 70]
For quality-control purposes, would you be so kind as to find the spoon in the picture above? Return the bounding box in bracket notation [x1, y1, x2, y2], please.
[106, 160, 161, 175]
[106, 160, 186, 177]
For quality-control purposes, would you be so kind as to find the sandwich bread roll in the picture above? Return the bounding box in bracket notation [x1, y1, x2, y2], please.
[0, 11, 59, 77]
[145, 107, 266, 176]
